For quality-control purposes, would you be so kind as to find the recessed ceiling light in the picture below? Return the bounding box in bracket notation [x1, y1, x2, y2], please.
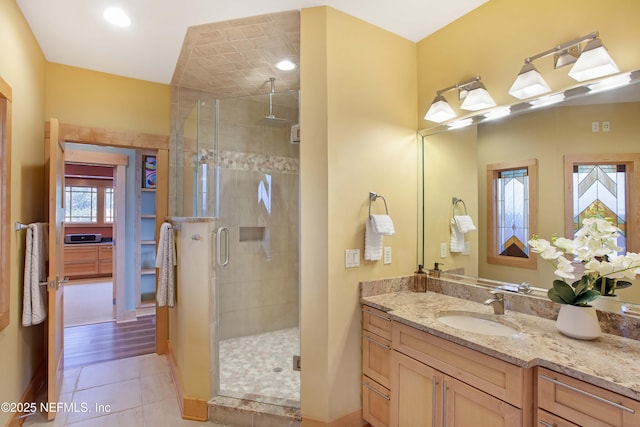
[103, 7, 131, 27]
[276, 60, 296, 71]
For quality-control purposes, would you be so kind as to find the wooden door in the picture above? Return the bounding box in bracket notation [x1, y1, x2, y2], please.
[45, 118, 65, 420]
[390, 351, 442, 427]
[444, 375, 522, 427]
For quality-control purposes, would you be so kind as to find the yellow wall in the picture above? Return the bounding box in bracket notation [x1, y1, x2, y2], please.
[423, 127, 478, 275]
[477, 102, 640, 302]
[300, 7, 417, 422]
[45, 63, 170, 135]
[0, 1, 47, 426]
[418, 0, 640, 287]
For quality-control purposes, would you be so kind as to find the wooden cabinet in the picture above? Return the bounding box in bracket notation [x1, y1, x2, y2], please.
[362, 307, 392, 427]
[362, 313, 532, 427]
[390, 328, 524, 427]
[64, 244, 112, 278]
[537, 367, 640, 427]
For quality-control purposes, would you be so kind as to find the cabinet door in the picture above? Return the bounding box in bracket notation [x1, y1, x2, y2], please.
[537, 409, 579, 427]
[391, 351, 442, 427]
[444, 375, 522, 427]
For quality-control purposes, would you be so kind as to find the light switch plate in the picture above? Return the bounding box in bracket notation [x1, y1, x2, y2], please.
[440, 243, 447, 258]
[345, 249, 360, 268]
[383, 247, 392, 264]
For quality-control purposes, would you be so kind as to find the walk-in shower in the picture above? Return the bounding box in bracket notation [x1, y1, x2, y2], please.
[174, 84, 300, 409]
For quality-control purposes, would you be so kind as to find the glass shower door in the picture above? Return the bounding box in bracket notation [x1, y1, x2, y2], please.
[213, 92, 300, 406]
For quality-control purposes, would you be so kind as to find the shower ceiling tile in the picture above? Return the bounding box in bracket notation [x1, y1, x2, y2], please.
[172, 10, 300, 100]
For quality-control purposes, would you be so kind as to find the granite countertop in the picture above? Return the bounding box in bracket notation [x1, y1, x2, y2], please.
[362, 290, 640, 401]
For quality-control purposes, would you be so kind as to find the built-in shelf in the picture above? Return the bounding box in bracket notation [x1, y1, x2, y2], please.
[141, 214, 156, 219]
[141, 188, 156, 192]
[141, 240, 156, 245]
[141, 268, 156, 275]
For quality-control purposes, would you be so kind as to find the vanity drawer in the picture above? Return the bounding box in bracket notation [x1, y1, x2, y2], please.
[362, 306, 391, 340]
[362, 330, 391, 388]
[537, 409, 579, 427]
[362, 374, 390, 427]
[537, 367, 640, 427]
[392, 321, 526, 408]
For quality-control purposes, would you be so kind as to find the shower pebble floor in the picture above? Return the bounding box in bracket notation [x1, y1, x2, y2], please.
[218, 327, 300, 408]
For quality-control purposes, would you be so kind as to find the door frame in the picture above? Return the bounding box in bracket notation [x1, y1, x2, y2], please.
[64, 149, 127, 321]
[56, 123, 169, 354]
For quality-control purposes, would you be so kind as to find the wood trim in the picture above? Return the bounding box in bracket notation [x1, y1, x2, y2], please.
[486, 158, 538, 270]
[302, 410, 366, 427]
[155, 149, 169, 354]
[114, 165, 127, 322]
[56, 123, 169, 150]
[65, 149, 128, 166]
[564, 154, 640, 253]
[166, 341, 209, 422]
[6, 362, 46, 427]
[0, 77, 11, 332]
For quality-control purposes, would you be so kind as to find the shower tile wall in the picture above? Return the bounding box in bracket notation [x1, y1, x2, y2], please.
[216, 95, 299, 340]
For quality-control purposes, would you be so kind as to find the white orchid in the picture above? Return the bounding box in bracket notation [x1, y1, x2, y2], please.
[528, 217, 640, 305]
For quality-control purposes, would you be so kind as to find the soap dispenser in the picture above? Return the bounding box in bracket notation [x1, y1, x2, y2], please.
[411, 264, 427, 292]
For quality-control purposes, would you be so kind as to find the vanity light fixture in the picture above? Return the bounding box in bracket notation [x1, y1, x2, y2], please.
[587, 72, 631, 94]
[529, 93, 565, 109]
[424, 76, 496, 123]
[508, 31, 619, 100]
[447, 118, 474, 130]
[483, 106, 511, 121]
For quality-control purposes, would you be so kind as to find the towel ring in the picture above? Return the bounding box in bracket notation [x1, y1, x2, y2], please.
[452, 197, 468, 216]
[369, 192, 389, 218]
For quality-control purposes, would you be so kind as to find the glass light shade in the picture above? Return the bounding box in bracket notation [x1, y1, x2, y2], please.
[587, 72, 631, 94]
[568, 39, 620, 82]
[460, 85, 496, 111]
[508, 63, 551, 100]
[424, 95, 456, 123]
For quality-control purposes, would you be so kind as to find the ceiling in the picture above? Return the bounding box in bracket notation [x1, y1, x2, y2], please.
[16, 0, 488, 89]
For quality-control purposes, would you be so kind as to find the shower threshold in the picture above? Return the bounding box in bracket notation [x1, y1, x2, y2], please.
[208, 394, 301, 426]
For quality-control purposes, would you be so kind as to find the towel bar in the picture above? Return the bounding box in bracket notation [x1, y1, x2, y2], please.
[15, 221, 28, 231]
[369, 192, 389, 218]
[452, 197, 468, 215]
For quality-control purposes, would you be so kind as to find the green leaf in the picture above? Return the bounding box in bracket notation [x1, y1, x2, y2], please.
[553, 280, 576, 304]
[573, 290, 601, 306]
[547, 288, 566, 304]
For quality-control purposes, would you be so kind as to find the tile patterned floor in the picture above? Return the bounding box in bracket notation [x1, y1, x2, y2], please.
[218, 327, 300, 407]
[23, 354, 224, 427]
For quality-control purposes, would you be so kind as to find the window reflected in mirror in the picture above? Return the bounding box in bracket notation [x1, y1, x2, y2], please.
[565, 154, 640, 254]
[487, 159, 538, 269]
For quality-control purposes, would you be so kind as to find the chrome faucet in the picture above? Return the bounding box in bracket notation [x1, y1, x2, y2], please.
[484, 291, 505, 315]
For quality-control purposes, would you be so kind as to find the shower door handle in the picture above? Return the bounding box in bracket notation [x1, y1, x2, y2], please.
[217, 226, 230, 267]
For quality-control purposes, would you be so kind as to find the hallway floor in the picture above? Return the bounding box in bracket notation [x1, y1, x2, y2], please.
[24, 353, 224, 427]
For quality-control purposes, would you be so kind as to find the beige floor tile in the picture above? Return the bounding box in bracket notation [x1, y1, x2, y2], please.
[138, 353, 171, 378]
[76, 357, 140, 390]
[66, 407, 143, 427]
[65, 379, 141, 424]
[61, 367, 81, 394]
[23, 391, 73, 427]
[140, 370, 176, 405]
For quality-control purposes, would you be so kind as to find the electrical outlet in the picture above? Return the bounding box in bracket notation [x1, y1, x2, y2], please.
[383, 247, 392, 265]
[591, 121, 599, 132]
[440, 243, 447, 258]
[602, 121, 610, 132]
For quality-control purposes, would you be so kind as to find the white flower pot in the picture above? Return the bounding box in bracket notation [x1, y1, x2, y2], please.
[555, 304, 601, 340]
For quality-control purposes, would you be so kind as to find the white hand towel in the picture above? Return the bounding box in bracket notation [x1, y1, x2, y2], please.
[364, 218, 383, 261]
[22, 223, 48, 326]
[450, 218, 465, 253]
[156, 223, 177, 307]
[454, 215, 476, 233]
[370, 214, 395, 236]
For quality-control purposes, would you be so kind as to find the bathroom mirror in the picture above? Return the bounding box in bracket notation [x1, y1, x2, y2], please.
[419, 70, 640, 308]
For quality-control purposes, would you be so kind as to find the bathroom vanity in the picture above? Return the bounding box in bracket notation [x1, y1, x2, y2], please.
[361, 280, 640, 427]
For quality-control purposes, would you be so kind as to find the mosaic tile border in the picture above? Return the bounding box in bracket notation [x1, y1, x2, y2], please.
[218, 150, 299, 174]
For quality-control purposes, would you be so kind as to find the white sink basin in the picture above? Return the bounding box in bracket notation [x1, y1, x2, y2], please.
[437, 311, 520, 337]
